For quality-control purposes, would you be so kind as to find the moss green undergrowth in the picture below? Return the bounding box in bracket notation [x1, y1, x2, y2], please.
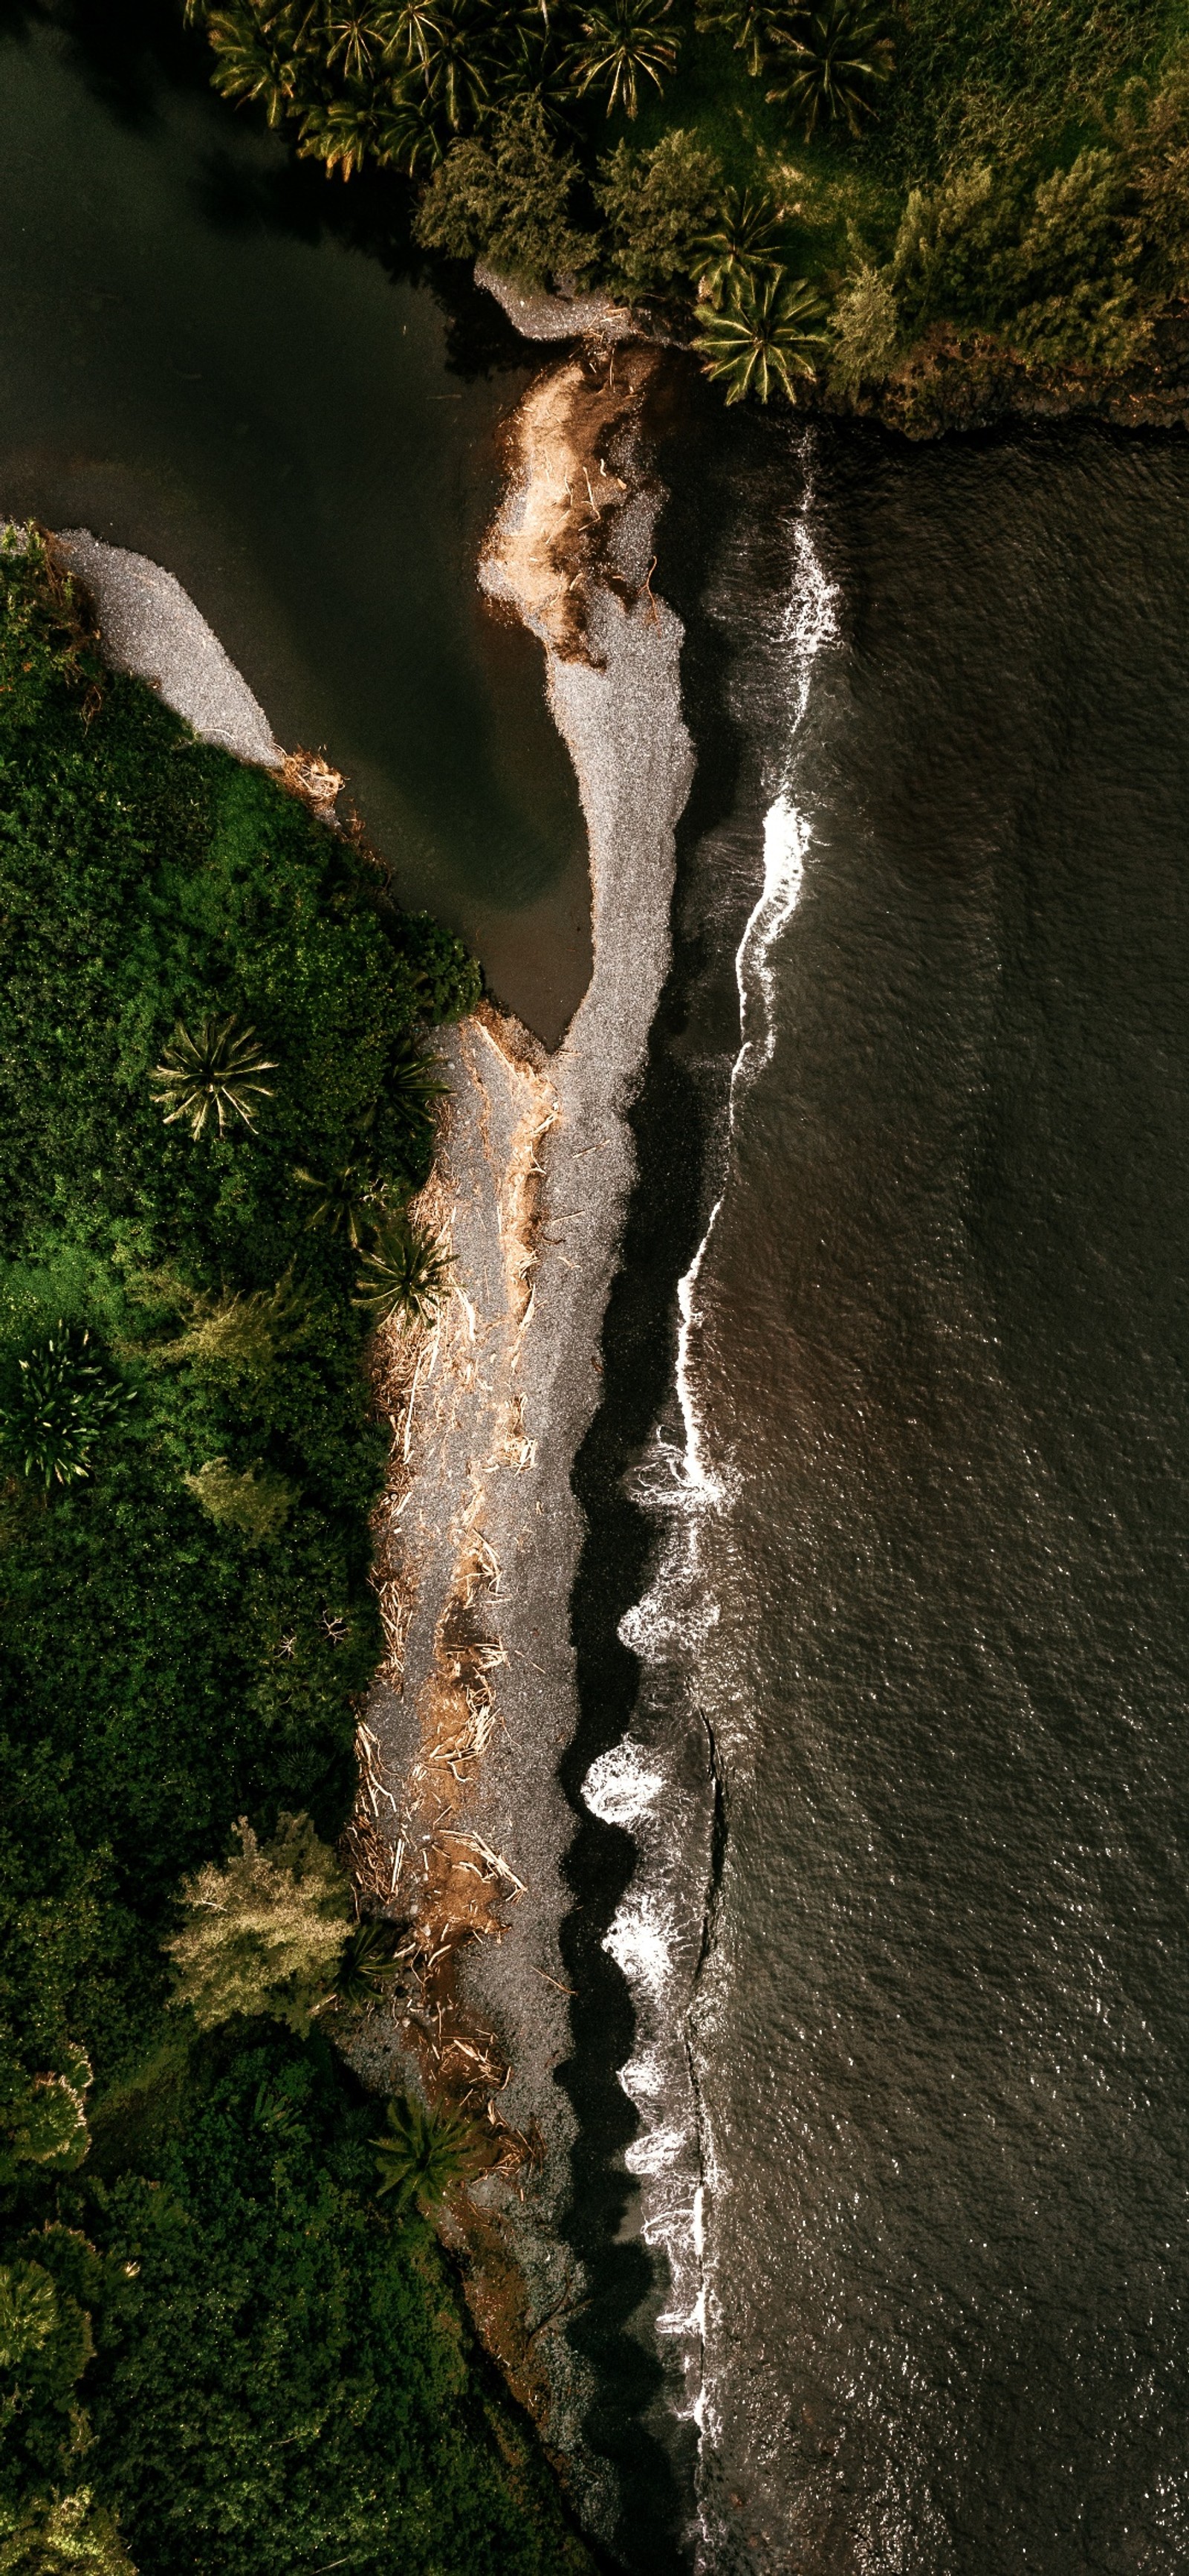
[0, 534, 591, 2573]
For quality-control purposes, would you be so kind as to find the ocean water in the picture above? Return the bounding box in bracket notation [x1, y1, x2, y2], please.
[597, 417, 1189, 2572]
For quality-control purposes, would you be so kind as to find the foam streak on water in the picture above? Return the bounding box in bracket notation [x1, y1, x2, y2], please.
[583, 455, 839, 2524]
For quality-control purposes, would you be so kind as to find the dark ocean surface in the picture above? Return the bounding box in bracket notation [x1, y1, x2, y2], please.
[612, 418, 1189, 2573]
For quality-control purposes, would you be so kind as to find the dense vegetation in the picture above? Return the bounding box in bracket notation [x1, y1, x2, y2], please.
[182, 0, 1189, 406]
[0, 534, 590, 2572]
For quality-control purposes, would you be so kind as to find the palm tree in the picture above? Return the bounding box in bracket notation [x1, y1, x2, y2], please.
[694, 265, 826, 403]
[372, 2094, 478, 2209]
[298, 79, 441, 176]
[151, 1015, 276, 1138]
[355, 1215, 453, 1328]
[417, 0, 499, 130]
[695, 184, 788, 304]
[693, 0, 795, 80]
[203, 0, 316, 126]
[325, 0, 403, 81]
[765, 0, 893, 138]
[335, 1915, 409, 2007]
[571, 0, 677, 118]
[294, 1158, 387, 1248]
[0, 1325, 132, 1488]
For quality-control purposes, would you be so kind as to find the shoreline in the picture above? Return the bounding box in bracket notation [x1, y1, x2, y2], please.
[473, 264, 1189, 444]
[33, 406, 697, 2549]
[346, 350, 696, 2543]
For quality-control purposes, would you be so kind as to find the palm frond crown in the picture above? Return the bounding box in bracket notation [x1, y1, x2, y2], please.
[694, 264, 826, 403]
[151, 1014, 276, 1138]
[571, 0, 677, 118]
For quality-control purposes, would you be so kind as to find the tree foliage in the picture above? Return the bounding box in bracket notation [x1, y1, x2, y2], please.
[694, 265, 827, 401]
[165, 1816, 350, 2032]
[0, 541, 586, 2571]
[596, 127, 722, 297]
[413, 97, 592, 287]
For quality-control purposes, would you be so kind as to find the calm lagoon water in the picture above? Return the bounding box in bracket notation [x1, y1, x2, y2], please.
[0, 7, 589, 1037]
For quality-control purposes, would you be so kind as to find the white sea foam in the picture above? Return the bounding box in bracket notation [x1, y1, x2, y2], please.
[581, 441, 841, 2504]
[583, 1742, 665, 1826]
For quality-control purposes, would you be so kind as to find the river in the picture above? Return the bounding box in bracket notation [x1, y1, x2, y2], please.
[0, 0, 589, 1039]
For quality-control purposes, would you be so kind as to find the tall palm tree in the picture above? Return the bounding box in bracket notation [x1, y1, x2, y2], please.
[297, 78, 441, 174]
[1, 1326, 132, 1488]
[151, 1015, 276, 1138]
[294, 1158, 388, 1248]
[694, 266, 826, 403]
[355, 1215, 453, 1328]
[203, 0, 317, 126]
[695, 184, 788, 304]
[766, 0, 893, 138]
[372, 2094, 478, 2209]
[571, 0, 677, 117]
[417, 0, 499, 129]
[693, 0, 795, 80]
[325, 0, 403, 81]
[335, 1915, 409, 2007]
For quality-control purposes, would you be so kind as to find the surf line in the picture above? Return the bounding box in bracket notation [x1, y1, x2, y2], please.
[586, 441, 840, 2500]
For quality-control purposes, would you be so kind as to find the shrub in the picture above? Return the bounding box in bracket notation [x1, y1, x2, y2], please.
[164, 1814, 350, 2033]
[596, 128, 722, 299]
[181, 1458, 295, 1544]
[414, 98, 593, 289]
[828, 261, 899, 392]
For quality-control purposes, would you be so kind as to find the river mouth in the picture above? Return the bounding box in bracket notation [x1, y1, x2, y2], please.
[0, 0, 591, 1042]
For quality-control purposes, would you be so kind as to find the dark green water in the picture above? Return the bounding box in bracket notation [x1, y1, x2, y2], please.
[602, 417, 1189, 2572]
[0, 9, 589, 1038]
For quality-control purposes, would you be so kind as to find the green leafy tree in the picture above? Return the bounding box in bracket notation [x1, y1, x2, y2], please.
[596, 129, 720, 297]
[372, 2093, 479, 2209]
[766, 0, 893, 138]
[0, 1328, 132, 1489]
[0, 2052, 93, 2181]
[414, 97, 593, 286]
[150, 1015, 276, 1139]
[0, 2489, 136, 2572]
[355, 1215, 453, 1328]
[695, 265, 826, 401]
[164, 1814, 351, 2033]
[571, 0, 677, 120]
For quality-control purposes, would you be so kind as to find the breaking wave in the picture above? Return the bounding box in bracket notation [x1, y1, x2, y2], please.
[581, 449, 840, 2531]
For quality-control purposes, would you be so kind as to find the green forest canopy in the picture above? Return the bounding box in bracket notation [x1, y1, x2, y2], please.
[0, 533, 590, 2573]
[184, 0, 1189, 399]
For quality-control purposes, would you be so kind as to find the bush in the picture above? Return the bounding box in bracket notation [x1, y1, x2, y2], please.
[414, 100, 594, 291]
[164, 1815, 349, 2033]
[596, 128, 722, 299]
